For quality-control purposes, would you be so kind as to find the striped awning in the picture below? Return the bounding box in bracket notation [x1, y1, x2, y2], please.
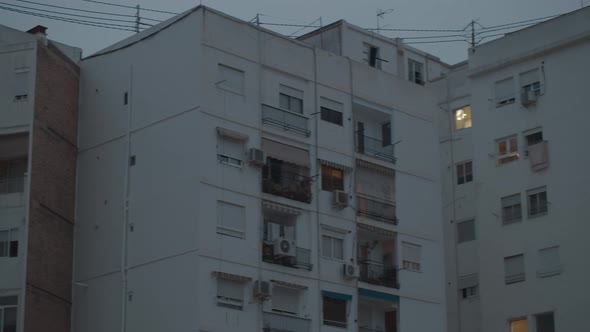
[212, 271, 252, 283]
[359, 289, 399, 303]
[356, 159, 394, 175]
[216, 127, 249, 141]
[262, 200, 302, 215]
[270, 279, 308, 290]
[357, 223, 396, 237]
[262, 138, 310, 167]
[318, 159, 353, 172]
[322, 290, 352, 301]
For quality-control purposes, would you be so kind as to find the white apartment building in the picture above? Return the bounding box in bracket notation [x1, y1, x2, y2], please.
[438, 7, 590, 332]
[72, 6, 448, 332]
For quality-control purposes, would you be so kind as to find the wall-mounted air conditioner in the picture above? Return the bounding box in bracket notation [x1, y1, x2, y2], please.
[332, 190, 349, 209]
[253, 280, 271, 300]
[248, 148, 265, 166]
[343, 263, 359, 279]
[521, 89, 538, 107]
[274, 237, 296, 258]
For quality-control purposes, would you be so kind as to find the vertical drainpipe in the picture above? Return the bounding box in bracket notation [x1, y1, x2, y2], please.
[120, 64, 134, 332]
[347, 56, 357, 331]
[256, 17, 264, 332]
[312, 46, 322, 332]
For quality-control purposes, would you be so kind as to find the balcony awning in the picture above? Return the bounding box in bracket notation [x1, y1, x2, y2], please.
[357, 223, 395, 237]
[270, 279, 308, 290]
[212, 271, 252, 283]
[356, 159, 394, 175]
[457, 274, 478, 289]
[318, 159, 353, 172]
[359, 289, 399, 303]
[262, 138, 310, 167]
[262, 200, 302, 215]
[216, 127, 249, 141]
[322, 290, 352, 301]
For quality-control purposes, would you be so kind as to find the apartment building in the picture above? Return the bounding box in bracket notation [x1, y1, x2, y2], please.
[71, 6, 447, 332]
[438, 7, 590, 332]
[0, 25, 80, 332]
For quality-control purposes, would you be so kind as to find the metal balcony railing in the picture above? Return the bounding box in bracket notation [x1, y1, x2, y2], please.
[0, 177, 25, 195]
[262, 104, 310, 137]
[359, 328, 385, 332]
[355, 132, 396, 163]
[358, 259, 400, 289]
[263, 311, 311, 332]
[262, 167, 312, 203]
[262, 241, 313, 271]
[357, 196, 398, 225]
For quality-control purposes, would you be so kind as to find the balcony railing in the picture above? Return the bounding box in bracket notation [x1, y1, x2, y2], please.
[263, 311, 311, 332]
[0, 177, 25, 194]
[359, 328, 385, 332]
[355, 132, 396, 163]
[262, 104, 310, 137]
[357, 196, 398, 225]
[262, 241, 313, 271]
[262, 167, 312, 203]
[358, 259, 400, 289]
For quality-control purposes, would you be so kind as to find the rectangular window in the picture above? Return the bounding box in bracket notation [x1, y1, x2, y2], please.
[0, 228, 19, 258]
[496, 135, 519, 165]
[218, 64, 245, 94]
[14, 70, 28, 101]
[323, 296, 347, 328]
[363, 43, 381, 69]
[502, 194, 522, 224]
[321, 165, 344, 192]
[272, 285, 300, 315]
[0, 295, 18, 332]
[408, 59, 424, 85]
[217, 136, 244, 168]
[454, 106, 472, 130]
[322, 233, 344, 260]
[520, 68, 541, 96]
[527, 187, 548, 217]
[495, 77, 515, 106]
[461, 285, 478, 299]
[216, 201, 245, 238]
[381, 122, 392, 146]
[535, 312, 555, 332]
[538, 246, 561, 277]
[320, 97, 343, 126]
[279, 85, 303, 114]
[509, 318, 528, 332]
[504, 254, 525, 284]
[456, 161, 473, 185]
[457, 219, 475, 243]
[216, 278, 244, 310]
[402, 242, 422, 271]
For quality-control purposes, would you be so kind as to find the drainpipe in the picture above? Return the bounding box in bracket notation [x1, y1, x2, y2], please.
[312, 46, 323, 332]
[347, 56, 358, 331]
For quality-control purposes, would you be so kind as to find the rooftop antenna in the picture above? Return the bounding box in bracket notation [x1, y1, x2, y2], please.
[376, 9, 394, 35]
[134, 5, 140, 33]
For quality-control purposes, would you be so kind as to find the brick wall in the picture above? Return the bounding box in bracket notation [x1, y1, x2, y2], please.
[24, 40, 79, 332]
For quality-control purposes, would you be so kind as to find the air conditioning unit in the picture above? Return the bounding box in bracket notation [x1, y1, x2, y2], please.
[253, 280, 271, 300]
[332, 190, 349, 209]
[274, 237, 296, 257]
[521, 89, 538, 107]
[248, 148, 265, 166]
[343, 263, 359, 279]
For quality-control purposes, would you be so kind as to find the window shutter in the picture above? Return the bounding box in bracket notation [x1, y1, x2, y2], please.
[355, 166, 394, 201]
[217, 279, 243, 301]
[520, 69, 539, 87]
[494, 77, 514, 101]
[218, 137, 243, 160]
[218, 65, 244, 93]
[538, 247, 560, 273]
[402, 242, 421, 263]
[457, 220, 475, 243]
[272, 286, 299, 314]
[504, 255, 524, 277]
[14, 71, 28, 97]
[279, 85, 303, 100]
[217, 201, 245, 234]
[320, 97, 343, 112]
[502, 194, 520, 207]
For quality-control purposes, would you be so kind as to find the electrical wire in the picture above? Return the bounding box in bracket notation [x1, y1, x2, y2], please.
[405, 39, 469, 45]
[399, 33, 469, 40]
[81, 0, 179, 15]
[475, 14, 560, 30]
[259, 21, 321, 28]
[367, 27, 466, 33]
[288, 17, 321, 37]
[474, 21, 546, 36]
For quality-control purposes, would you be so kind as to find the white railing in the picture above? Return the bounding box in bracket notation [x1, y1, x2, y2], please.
[262, 311, 311, 332]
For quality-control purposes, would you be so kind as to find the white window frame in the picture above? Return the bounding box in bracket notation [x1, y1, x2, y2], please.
[496, 135, 519, 165]
[321, 229, 345, 261]
[519, 68, 542, 97]
[408, 59, 424, 85]
[494, 77, 515, 107]
[279, 85, 304, 114]
[460, 285, 478, 299]
[217, 64, 245, 95]
[216, 278, 245, 310]
[504, 254, 525, 284]
[537, 246, 561, 278]
[216, 201, 246, 239]
[501, 193, 522, 224]
[453, 105, 472, 130]
[402, 241, 422, 272]
[271, 285, 301, 316]
[0, 228, 19, 258]
[527, 186, 548, 218]
[13, 69, 29, 102]
[456, 160, 473, 185]
[0, 295, 18, 332]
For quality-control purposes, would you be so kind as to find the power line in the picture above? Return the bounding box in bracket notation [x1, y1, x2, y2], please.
[400, 33, 469, 40]
[14, 0, 135, 18]
[260, 21, 321, 28]
[474, 21, 548, 36]
[81, 0, 179, 15]
[367, 27, 466, 33]
[475, 14, 560, 30]
[404, 39, 469, 45]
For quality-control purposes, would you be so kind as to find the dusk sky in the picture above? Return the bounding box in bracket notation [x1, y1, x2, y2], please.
[1, 0, 587, 63]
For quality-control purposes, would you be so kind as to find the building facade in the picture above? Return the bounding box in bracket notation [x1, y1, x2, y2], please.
[71, 6, 447, 332]
[0, 25, 80, 332]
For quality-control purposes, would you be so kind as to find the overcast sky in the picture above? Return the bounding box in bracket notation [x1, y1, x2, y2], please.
[1, 0, 586, 64]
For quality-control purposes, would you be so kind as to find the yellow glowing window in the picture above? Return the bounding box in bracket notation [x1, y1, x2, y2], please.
[454, 106, 472, 130]
[510, 318, 528, 332]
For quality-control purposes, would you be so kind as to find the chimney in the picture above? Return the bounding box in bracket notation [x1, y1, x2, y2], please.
[27, 25, 48, 45]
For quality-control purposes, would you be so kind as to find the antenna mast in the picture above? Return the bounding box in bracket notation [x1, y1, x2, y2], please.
[376, 8, 394, 35]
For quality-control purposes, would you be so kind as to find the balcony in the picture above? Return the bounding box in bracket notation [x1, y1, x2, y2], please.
[262, 166, 312, 204]
[0, 177, 26, 208]
[360, 328, 386, 332]
[262, 241, 313, 271]
[359, 259, 400, 289]
[355, 132, 396, 163]
[263, 311, 311, 332]
[262, 104, 310, 137]
[357, 196, 397, 225]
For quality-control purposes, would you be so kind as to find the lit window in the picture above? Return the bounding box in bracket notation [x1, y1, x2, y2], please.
[408, 59, 424, 85]
[322, 233, 344, 260]
[496, 135, 519, 165]
[402, 242, 421, 271]
[457, 219, 475, 243]
[216, 278, 244, 310]
[456, 161, 473, 185]
[501, 194, 522, 224]
[535, 312, 555, 332]
[527, 187, 548, 217]
[509, 318, 528, 332]
[495, 77, 515, 106]
[454, 106, 472, 130]
[537, 246, 561, 278]
[461, 285, 478, 299]
[279, 85, 303, 114]
[217, 64, 244, 94]
[504, 254, 525, 284]
[0, 228, 19, 258]
[0, 296, 18, 332]
[321, 165, 344, 192]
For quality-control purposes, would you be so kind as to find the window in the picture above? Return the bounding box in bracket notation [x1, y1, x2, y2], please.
[321, 165, 344, 192]
[510, 318, 528, 332]
[322, 231, 344, 260]
[525, 129, 548, 171]
[535, 312, 555, 332]
[218, 64, 244, 94]
[497, 136, 519, 165]
[408, 59, 424, 85]
[537, 246, 561, 277]
[0, 295, 17, 332]
[14, 70, 28, 101]
[216, 201, 245, 238]
[320, 97, 343, 126]
[525, 130, 543, 157]
[520, 68, 541, 96]
[402, 242, 421, 271]
[382, 122, 391, 146]
[124, 92, 128, 105]
[495, 77, 515, 106]
[502, 194, 522, 224]
[527, 187, 548, 217]
[454, 106, 472, 130]
[0, 228, 19, 258]
[363, 43, 381, 69]
[461, 285, 478, 299]
[504, 254, 525, 284]
[217, 135, 244, 168]
[0, 159, 27, 193]
[271, 285, 300, 315]
[457, 219, 475, 243]
[216, 278, 244, 310]
[322, 295, 347, 328]
[279, 85, 303, 114]
[456, 161, 473, 185]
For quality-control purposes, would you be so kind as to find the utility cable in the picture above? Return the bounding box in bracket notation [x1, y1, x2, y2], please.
[81, 0, 179, 15]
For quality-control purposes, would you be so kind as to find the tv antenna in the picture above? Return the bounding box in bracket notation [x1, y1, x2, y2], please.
[376, 9, 394, 34]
